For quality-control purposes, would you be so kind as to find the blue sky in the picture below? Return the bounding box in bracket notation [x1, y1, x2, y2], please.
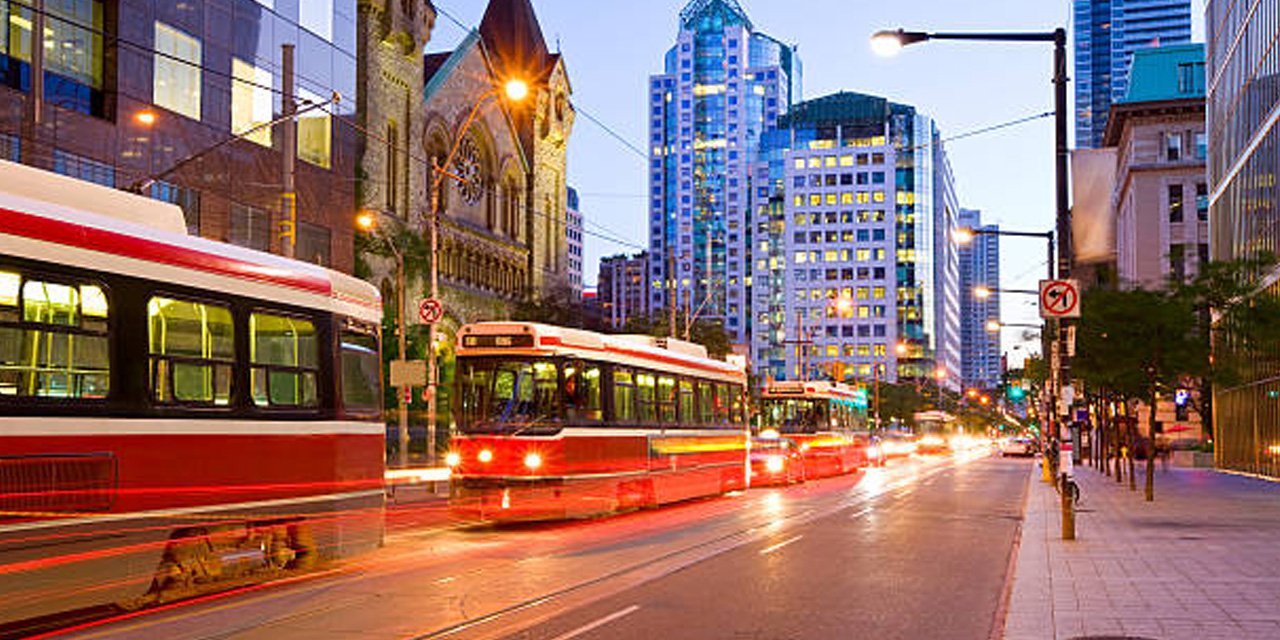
[430, 0, 1206, 363]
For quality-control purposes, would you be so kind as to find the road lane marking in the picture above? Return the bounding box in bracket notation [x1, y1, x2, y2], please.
[548, 605, 641, 640]
[849, 507, 873, 519]
[435, 576, 456, 584]
[759, 535, 803, 555]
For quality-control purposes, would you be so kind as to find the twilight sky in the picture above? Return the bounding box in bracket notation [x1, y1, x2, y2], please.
[429, 0, 1206, 363]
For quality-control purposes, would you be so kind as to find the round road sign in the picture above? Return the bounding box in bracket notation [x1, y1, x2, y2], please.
[418, 298, 444, 324]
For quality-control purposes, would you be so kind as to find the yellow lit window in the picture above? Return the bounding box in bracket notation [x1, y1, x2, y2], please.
[809, 194, 822, 206]
[843, 344, 855, 356]
[858, 345, 870, 357]
[808, 157, 821, 168]
[232, 58, 273, 147]
[858, 306, 869, 319]
[856, 249, 871, 261]
[825, 193, 837, 205]
[824, 156, 836, 168]
[824, 250, 838, 262]
[841, 192, 854, 205]
[826, 345, 838, 357]
[154, 22, 202, 120]
[794, 213, 806, 225]
[857, 287, 869, 299]
[794, 158, 805, 170]
[857, 192, 870, 204]
[840, 155, 854, 167]
[297, 88, 332, 168]
[873, 287, 885, 299]
[841, 287, 853, 298]
[873, 190, 885, 203]
[874, 344, 887, 356]
[794, 195, 804, 207]
[794, 252, 807, 264]
[859, 364, 872, 376]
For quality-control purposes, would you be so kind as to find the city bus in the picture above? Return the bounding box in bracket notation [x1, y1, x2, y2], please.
[448, 322, 749, 521]
[0, 160, 384, 631]
[758, 380, 872, 478]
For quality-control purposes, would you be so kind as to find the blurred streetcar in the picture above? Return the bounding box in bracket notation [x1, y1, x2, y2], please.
[447, 322, 749, 522]
[758, 381, 871, 479]
[0, 161, 384, 631]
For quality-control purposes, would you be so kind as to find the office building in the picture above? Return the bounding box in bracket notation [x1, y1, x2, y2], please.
[567, 186, 584, 296]
[1104, 44, 1207, 290]
[1207, 1, 1280, 478]
[1074, 0, 1193, 149]
[648, 0, 801, 345]
[751, 92, 960, 388]
[0, 0, 360, 270]
[598, 252, 651, 330]
[958, 209, 1001, 391]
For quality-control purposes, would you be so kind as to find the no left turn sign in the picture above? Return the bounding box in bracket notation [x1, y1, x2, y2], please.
[418, 298, 444, 324]
[1039, 279, 1081, 318]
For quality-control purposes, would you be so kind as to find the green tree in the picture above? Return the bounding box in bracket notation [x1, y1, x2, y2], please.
[1074, 287, 1203, 501]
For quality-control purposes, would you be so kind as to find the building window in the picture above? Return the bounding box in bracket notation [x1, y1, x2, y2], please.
[1195, 183, 1208, 221]
[296, 222, 331, 266]
[299, 0, 333, 41]
[1164, 132, 1182, 161]
[149, 180, 200, 234]
[1168, 184, 1184, 223]
[154, 22, 202, 120]
[1194, 132, 1207, 160]
[232, 58, 273, 147]
[297, 88, 332, 168]
[1170, 244, 1186, 282]
[0, 134, 17, 161]
[53, 149, 113, 187]
[229, 204, 270, 251]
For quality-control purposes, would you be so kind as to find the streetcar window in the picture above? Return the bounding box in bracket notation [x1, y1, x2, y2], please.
[715, 384, 731, 424]
[340, 329, 381, 412]
[0, 274, 110, 399]
[731, 388, 745, 425]
[636, 372, 656, 423]
[697, 382, 714, 424]
[564, 361, 602, 423]
[657, 376, 676, 424]
[678, 379, 694, 425]
[250, 312, 319, 407]
[458, 358, 561, 432]
[612, 369, 635, 422]
[148, 297, 233, 405]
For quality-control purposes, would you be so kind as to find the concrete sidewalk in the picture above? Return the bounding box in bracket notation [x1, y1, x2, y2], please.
[1004, 461, 1280, 640]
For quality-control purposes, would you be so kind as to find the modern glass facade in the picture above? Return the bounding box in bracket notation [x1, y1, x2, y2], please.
[0, 0, 359, 271]
[1074, 0, 1193, 148]
[958, 209, 1001, 391]
[648, 0, 799, 344]
[750, 92, 959, 387]
[1207, 0, 1280, 477]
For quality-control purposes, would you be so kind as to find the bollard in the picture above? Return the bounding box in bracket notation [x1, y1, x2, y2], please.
[1042, 454, 1053, 483]
[1061, 472, 1075, 540]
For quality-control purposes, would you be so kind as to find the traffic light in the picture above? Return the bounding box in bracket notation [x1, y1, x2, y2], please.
[1174, 388, 1189, 421]
[1007, 381, 1026, 401]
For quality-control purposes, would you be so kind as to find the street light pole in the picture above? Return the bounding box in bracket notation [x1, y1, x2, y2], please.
[874, 26, 1073, 538]
[426, 80, 528, 466]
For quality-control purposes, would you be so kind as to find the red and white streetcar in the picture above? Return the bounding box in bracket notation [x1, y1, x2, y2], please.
[447, 322, 749, 522]
[0, 160, 385, 631]
[758, 380, 872, 478]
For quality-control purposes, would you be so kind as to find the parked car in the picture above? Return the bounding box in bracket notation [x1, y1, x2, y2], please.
[999, 437, 1037, 457]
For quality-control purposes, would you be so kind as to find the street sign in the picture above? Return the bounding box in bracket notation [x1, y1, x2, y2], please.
[418, 298, 444, 324]
[1039, 279, 1081, 318]
[389, 359, 426, 387]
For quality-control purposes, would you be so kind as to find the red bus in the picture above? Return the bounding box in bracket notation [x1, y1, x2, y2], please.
[0, 160, 384, 630]
[448, 322, 749, 522]
[758, 380, 871, 478]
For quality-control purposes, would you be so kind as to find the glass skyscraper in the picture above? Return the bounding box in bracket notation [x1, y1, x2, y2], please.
[648, 0, 800, 344]
[958, 209, 1001, 391]
[1074, 0, 1193, 148]
[1207, 0, 1280, 478]
[750, 92, 960, 387]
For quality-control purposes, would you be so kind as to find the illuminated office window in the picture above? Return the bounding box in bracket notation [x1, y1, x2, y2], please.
[154, 22, 202, 120]
[232, 58, 273, 147]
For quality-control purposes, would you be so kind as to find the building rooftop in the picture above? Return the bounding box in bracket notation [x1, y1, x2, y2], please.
[1120, 43, 1205, 103]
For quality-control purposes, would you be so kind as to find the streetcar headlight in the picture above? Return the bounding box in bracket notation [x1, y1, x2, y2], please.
[765, 455, 785, 473]
[524, 452, 543, 470]
[478, 449, 493, 463]
[445, 452, 461, 467]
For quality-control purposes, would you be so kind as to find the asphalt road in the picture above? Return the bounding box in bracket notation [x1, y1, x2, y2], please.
[52, 452, 1027, 640]
[502, 456, 1030, 640]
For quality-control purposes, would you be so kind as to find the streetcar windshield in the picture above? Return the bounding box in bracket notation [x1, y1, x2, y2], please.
[761, 398, 829, 433]
[459, 357, 562, 433]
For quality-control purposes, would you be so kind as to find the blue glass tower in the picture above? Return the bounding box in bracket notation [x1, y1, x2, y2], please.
[648, 0, 800, 343]
[1074, 0, 1192, 148]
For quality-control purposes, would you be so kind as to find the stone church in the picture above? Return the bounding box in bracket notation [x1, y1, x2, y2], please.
[356, 0, 574, 333]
